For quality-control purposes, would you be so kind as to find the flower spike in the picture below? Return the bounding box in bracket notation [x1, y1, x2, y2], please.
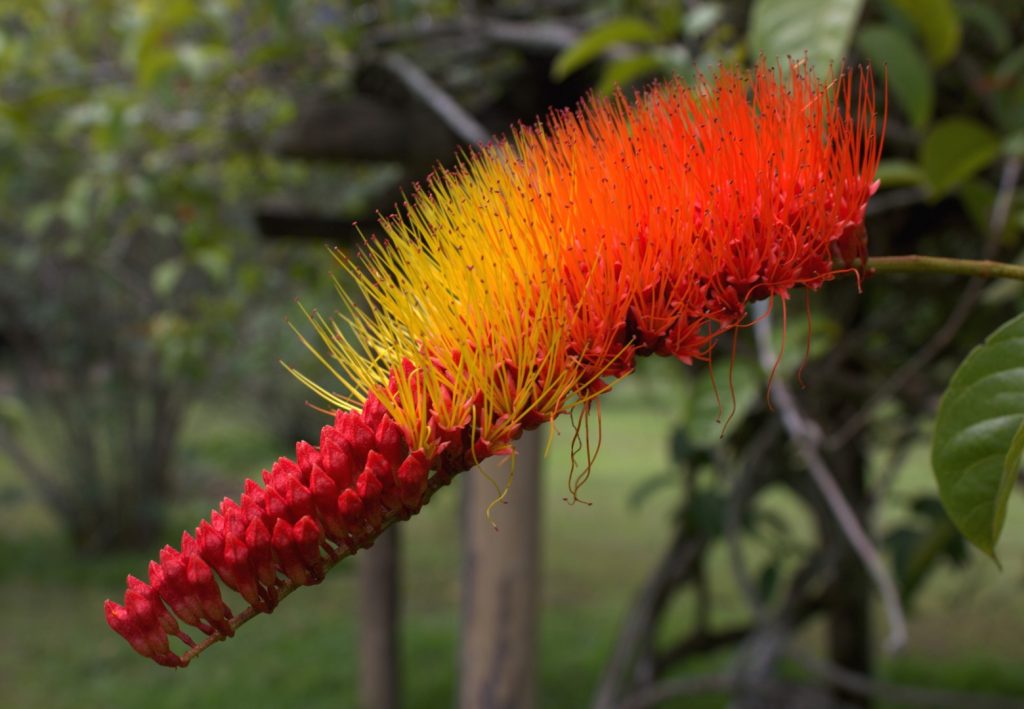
[106, 61, 883, 666]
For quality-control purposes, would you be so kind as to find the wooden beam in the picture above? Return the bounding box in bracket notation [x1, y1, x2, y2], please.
[459, 431, 542, 709]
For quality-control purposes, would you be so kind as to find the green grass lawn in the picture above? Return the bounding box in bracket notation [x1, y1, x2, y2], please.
[2, 362, 1023, 707]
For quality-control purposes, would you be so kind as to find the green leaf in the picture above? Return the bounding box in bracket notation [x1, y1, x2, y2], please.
[956, 1, 1011, 54]
[1000, 420, 1024, 525]
[684, 3, 725, 39]
[195, 245, 231, 284]
[857, 24, 934, 130]
[919, 117, 1000, 199]
[957, 178, 998, 239]
[152, 258, 184, 297]
[994, 45, 1024, 85]
[596, 54, 665, 95]
[685, 356, 760, 447]
[889, 0, 962, 66]
[932, 312, 1024, 560]
[1004, 131, 1024, 159]
[748, 0, 866, 71]
[137, 48, 179, 89]
[551, 17, 663, 82]
[875, 158, 926, 188]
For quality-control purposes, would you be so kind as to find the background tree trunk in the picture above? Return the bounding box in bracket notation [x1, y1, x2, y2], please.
[459, 430, 542, 709]
[359, 526, 400, 709]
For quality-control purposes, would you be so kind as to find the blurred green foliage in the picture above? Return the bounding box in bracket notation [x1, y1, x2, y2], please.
[0, 0, 340, 549]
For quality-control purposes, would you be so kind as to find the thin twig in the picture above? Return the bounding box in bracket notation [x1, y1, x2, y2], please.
[618, 672, 735, 709]
[367, 15, 579, 53]
[791, 650, 1024, 709]
[722, 422, 781, 619]
[868, 254, 1024, 281]
[590, 532, 706, 709]
[377, 52, 490, 146]
[750, 301, 908, 652]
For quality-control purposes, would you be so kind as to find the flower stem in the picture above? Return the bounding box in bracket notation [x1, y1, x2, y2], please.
[867, 255, 1024, 281]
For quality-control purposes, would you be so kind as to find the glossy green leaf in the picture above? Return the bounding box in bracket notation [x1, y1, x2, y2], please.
[889, 0, 962, 66]
[857, 24, 934, 130]
[596, 54, 664, 95]
[920, 117, 1000, 199]
[551, 17, 662, 82]
[1001, 420, 1024, 522]
[748, 0, 865, 70]
[956, 1, 1012, 54]
[875, 158, 926, 188]
[933, 312, 1024, 559]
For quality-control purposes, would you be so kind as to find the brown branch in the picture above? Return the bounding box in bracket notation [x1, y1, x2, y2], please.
[618, 672, 735, 709]
[367, 16, 580, 53]
[590, 530, 706, 709]
[751, 302, 908, 652]
[791, 651, 1024, 709]
[722, 421, 782, 617]
[377, 52, 490, 146]
[652, 627, 751, 673]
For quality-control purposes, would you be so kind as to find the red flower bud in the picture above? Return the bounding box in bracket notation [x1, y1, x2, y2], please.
[337, 488, 366, 542]
[127, 575, 193, 646]
[375, 416, 408, 470]
[292, 515, 326, 580]
[196, 520, 236, 589]
[153, 549, 210, 634]
[223, 532, 263, 610]
[362, 392, 387, 429]
[364, 449, 399, 512]
[284, 477, 316, 521]
[295, 440, 320, 479]
[180, 531, 198, 557]
[355, 469, 384, 530]
[270, 457, 303, 487]
[263, 485, 290, 524]
[396, 450, 430, 512]
[271, 519, 310, 586]
[186, 554, 233, 636]
[309, 465, 347, 543]
[244, 519, 279, 611]
[105, 599, 184, 667]
[320, 437, 356, 490]
[335, 411, 375, 469]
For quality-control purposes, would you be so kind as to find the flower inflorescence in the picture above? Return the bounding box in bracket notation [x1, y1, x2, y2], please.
[106, 62, 883, 666]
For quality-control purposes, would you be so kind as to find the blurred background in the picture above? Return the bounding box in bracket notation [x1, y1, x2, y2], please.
[1, 0, 1023, 707]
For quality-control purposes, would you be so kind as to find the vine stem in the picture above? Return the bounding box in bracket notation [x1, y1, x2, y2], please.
[867, 255, 1024, 282]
